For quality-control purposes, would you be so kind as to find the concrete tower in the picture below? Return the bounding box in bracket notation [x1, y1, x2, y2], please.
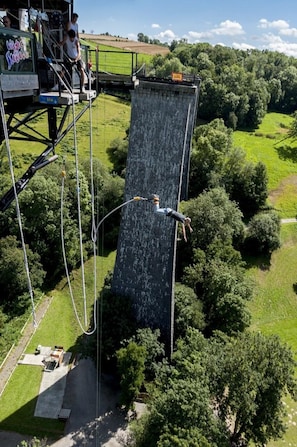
[112, 78, 200, 354]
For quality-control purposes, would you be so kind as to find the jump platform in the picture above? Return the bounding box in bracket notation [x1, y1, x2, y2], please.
[38, 89, 97, 106]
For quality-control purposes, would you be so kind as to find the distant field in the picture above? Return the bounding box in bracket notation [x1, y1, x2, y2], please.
[81, 33, 170, 56]
[80, 34, 164, 75]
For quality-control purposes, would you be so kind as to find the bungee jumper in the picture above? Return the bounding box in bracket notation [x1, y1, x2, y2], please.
[148, 194, 193, 242]
[93, 194, 193, 242]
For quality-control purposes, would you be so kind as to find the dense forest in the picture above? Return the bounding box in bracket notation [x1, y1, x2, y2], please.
[1, 41, 297, 446]
[148, 41, 297, 129]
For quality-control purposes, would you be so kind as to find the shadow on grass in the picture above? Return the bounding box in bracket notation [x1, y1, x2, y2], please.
[0, 354, 124, 445]
[293, 283, 297, 294]
[242, 251, 271, 270]
[275, 144, 297, 163]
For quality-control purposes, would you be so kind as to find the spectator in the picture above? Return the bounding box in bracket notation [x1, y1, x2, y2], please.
[52, 29, 85, 93]
[67, 13, 79, 39]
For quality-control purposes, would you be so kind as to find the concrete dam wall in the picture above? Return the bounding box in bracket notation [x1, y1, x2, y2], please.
[112, 79, 200, 353]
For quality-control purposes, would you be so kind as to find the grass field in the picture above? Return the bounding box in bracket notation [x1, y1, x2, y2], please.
[236, 113, 297, 446]
[233, 112, 297, 218]
[0, 251, 116, 438]
[10, 94, 131, 173]
[80, 39, 153, 75]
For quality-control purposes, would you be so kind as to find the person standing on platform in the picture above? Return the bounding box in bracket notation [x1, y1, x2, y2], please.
[67, 13, 79, 39]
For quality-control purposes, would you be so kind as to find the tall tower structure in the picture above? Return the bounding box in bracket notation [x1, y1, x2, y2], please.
[112, 78, 200, 353]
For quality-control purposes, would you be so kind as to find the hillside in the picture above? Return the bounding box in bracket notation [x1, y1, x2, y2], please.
[81, 33, 170, 55]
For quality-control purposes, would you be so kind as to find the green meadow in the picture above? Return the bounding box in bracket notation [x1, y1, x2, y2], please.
[234, 112, 297, 218]
[80, 39, 153, 75]
[237, 113, 297, 446]
[0, 251, 116, 438]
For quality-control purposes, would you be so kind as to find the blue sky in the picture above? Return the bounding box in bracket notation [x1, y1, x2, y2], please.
[75, 0, 297, 56]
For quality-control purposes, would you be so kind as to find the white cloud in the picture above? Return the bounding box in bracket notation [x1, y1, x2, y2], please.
[182, 21, 244, 43]
[261, 32, 297, 57]
[232, 42, 256, 50]
[211, 20, 245, 36]
[187, 30, 213, 40]
[151, 23, 160, 29]
[258, 19, 289, 30]
[279, 27, 297, 37]
[157, 29, 177, 41]
[127, 32, 137, 40]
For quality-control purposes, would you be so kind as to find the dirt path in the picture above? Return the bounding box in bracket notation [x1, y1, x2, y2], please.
[0, 295, 53, 396]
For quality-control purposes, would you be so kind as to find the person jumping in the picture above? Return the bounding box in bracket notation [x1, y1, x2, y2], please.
[149, 194, 193, 242]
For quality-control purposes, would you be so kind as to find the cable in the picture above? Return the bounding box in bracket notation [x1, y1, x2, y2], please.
[178, 103, 192, 204]
[60, 166, 97, 335]
[0, 92, 37, 327]
[92, 197, 147, 243]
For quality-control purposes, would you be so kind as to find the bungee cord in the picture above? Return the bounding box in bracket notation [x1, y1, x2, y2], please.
[0, 92, 37, 327]
[92, 196, 148, 244]
[60, 90, 91, 333]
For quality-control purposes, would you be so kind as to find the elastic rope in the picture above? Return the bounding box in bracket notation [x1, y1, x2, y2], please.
[0, 92, 37, 327]
[60, 167, 96, 335]
[92, 198, 136, 243]
[71, 98, 88, 327]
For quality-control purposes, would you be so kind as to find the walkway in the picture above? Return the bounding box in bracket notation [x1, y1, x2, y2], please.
[0, 295, 53, 396]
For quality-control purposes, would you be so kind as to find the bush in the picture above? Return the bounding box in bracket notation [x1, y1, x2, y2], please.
[245, 211, 281, 254]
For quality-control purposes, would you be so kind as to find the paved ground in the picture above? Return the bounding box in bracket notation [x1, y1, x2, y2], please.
[0, 292, 138, 447]
[0, 357, 138, 447]
[34, 352, 71, 419]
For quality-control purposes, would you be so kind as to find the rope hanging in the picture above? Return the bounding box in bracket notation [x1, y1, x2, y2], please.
[0, 92, 37, 327]
[60, 90, 99, 335]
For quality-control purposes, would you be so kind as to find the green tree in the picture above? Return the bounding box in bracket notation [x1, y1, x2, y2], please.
[183, 188, 244, 253]
[117, 341, 146, 409]
[287, 110, 297, 140]
[155, 57, 185, 78]
[137, 32, 149, 43]
[96, 173, 125, 247]
[19, 172, 83, 280]
[126, 328, 165, 380]
[133, 329, 228, 447]
[222, 144, 268, 217]
[106, 135, 129, 177]
[210, 332, 297, 446]
[279, 66, 297, 113]
[184, 257, 252, 335]
[157, 427, 211, 447]
[245, 210, 281, 254]
[96, 280, 137, 371]
[189, 119, 233, 196]
[174, 283, 205, 339]
[0, 235, 45, 314]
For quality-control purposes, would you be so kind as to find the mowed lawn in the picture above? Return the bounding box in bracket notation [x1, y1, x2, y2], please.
[0, 251, 116, 438]
[247, 224, 297, 447]
[240, 114, 297, 446]
[234, 112, 297, 218]
[10, 94, 131, 173]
